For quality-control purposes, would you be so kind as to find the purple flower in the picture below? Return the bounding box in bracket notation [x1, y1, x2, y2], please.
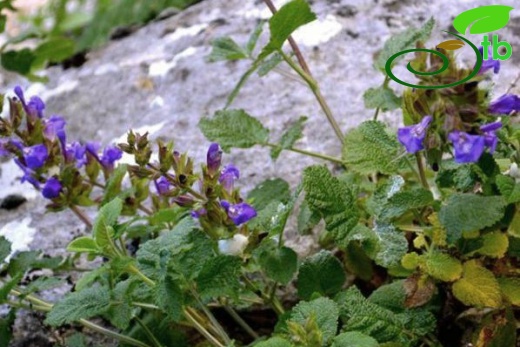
[14, 86, 27, 107]
[489, 94, 520, 115]
[154, 176, 172, 195]
[86, 142, 122, 170]
[478, 46, 500, 74]
[65, 142, 87, 167]
[23, 144, 48, 169]
[221, 200, 257, 225]
[100, 145, 122, 169]
[43, 116, 66, 142]
[397, 115, 433, 153]
[448, 131, 485, 163]
[219, 165, 240, 192]
[42, 178, 62, 199]
[207, 143, 222, 175]
[191, 208, 207, 219]
[27, 96, 45, 118]
[14, 159, 40, 189]
[480, 121, 502, 154]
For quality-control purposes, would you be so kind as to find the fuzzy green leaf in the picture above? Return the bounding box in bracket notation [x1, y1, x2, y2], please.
[423, 252, 462, 282]
[254, 337, 293, 347]
[248, 178, 291, 211]
[474, 232, 509, 258]
[196, 255, 241, 300]
[363, 87, 401, 111]
[271, 116, 307, 160]
[373, 224, 407, 268]
[498, 277, 520, 306]
[453, 5, 513, 35]
[297, 200, 321, 235]
[375, 18, 434, 71]
[289, 297, 340, 346]
[496, 175, 520, 204]
[379, 188, 433, 221]
[34, 37, 75, 65]
[258, 245, 298, 285]
[207, 37, 248, 62]
[199, 109, 270, 152]
[45, 286, 111, 326]
[155, 275, 184, 321]
[297, 250, 345, 300]
[102, 164, 128, 204]
[452, 260, 502, 308]
[246, 21, 265, 55]
[335, 287, 406, 344]
[1, 48, 36, 75]
[332, 332, 379, 347]
[261, 0, 316, 57]
[67, 237, 99, 254]
[342, 121, 403, 175]
[302, 166, 359, 242]
[0, 236, 10, 263]
[439, 194, 507, 244]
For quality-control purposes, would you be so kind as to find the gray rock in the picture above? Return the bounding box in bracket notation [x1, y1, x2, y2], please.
[1, 0, 519, 344]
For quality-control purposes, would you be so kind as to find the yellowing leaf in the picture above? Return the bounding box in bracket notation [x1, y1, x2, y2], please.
[452, 260, 502, 308]
[436, 39, 464, 50]
[475, 232, 509, 258]
[423, 252, 462, 282]
[401, 252, 421, 270]
[498, 277, 520, 306]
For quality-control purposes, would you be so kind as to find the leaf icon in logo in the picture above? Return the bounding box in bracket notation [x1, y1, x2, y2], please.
[453, 5, 514, 35]
[436, 40, 465, 50]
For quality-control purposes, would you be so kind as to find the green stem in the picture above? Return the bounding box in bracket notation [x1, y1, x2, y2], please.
[372, 107, 381, 121]
[184, 309, 225, 347]
[403, 156, 422, 184]
[279, 50, 345, 145]
[415, 153, 430, 190]
[242, 276, 285, 315]
[191, 289, 232, 345]
[265, 143, 344, 164]
[222, 304, 259, 340]
[9, 289, 151, 347]
[135, 316, 164, 347]
[127, 265, 156, 287]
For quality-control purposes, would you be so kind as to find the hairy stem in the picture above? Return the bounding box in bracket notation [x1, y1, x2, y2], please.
[265, 143, 344, 164]
[184, 309, 225, 347]
[415, 153, 430, 190]
[223, 305, 259, 340]
[279, 51, 344, 145]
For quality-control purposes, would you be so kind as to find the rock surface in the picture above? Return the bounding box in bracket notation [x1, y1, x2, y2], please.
[1, 0, 519, 344]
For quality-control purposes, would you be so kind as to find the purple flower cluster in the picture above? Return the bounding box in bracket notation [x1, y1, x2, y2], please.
[191, 143, 256, 226]
[478, 46, 500, 75]
[397, 115, 432, 154]
[489, 94, 520, 115]
[5, 86, 124, 200]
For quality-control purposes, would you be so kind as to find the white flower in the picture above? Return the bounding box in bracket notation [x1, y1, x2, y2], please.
[218, 234, 248, 256]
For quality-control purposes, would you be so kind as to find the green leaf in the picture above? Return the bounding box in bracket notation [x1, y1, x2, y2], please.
[0, 236, 11, 263]
[207, 37, 248, 62]
[373, 224, 407, 268]
[290, 297, 339, 346]
[331, 332, 379, 347]
[496, 175, 520, 204]
[102, 164, 128, 204]
[67, 236, 99, 254]
[375, 17, 434, 71]
[100, 197, 123, 226]
[335, 287, 406, 344]
[261, 0, 316, 57]
[271, 116, 307, 160]
[258, 52, 283, 76]
[246, 21, 265, 55]
[342, 121, 403, 175]
[473, 232, 509, 258]
[65, 333, 87, 347]
[248, 178, 290, 211]
[297, 250, 345, 300]
[498, 277, 520, 306]
[363, 87, 401, 112]
[453, 5, 513, 35]
[106, 280, 134, 330]
[297, 200, 321, 235]
[439, 194, 507, 244]
[423, 252, 462, 282]
[199, 109, 270, 152]
[1, 48, 36, 75]
[0, 309, 15, 347]
[368, 280, 406, 312]
[155, 275, 184, 321]
[45, 286, 111, 326]
[0, 274, 22, 304]
[196, 255, 241, 300]
[33, 37, 75, 65]
[23, 277, 64, 295]
[452, 260, 502, 308]
[254, 337, 293, 347]
[379, 188, 433, 221]
[302, 166, 359, 243]
[258, 244, 298, 285]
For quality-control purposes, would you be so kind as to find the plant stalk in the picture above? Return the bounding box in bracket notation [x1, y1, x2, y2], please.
[265, 143, 344, 164]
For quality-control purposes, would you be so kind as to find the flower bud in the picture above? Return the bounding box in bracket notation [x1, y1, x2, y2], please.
[206, 143, 222, 175]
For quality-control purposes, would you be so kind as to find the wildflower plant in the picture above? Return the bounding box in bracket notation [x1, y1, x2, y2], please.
[1, 0, 520, 346]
